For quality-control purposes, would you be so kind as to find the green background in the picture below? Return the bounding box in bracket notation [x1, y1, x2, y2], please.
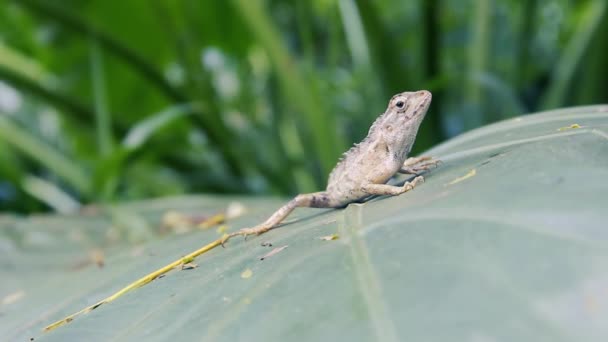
[0, 0, 607, 213]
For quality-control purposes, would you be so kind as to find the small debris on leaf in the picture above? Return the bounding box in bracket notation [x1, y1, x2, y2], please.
[162, 210, 197, 231]
[181, 263, 198, 270]
[241, 268, 253, 279]
[130, 246, 145, 257]
[181, 256, 195, 264]
[225, 201, 247, 219]
[70, 248, 105, 270]
[447, 169, 476, 186]
[558, 123, 581, 131]
[2, 290, 25, 305]
[260, 245, 288, 260]
[319, 234, 339, 241]
[198, 213, 225, 229]
[162, 202, 246, 233]
[260, 241, 273, 247]
[79, 204, 101, 216]
[175, 257, 196, 270]
[216, 225, 228, 234]
[90, 248, 105, 268]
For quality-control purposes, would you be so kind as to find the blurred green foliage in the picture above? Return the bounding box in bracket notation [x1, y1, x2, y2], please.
[0, 0, 606, 213]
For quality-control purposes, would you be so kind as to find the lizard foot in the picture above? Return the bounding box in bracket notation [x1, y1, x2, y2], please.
[400, 156, 441, 175]
[402, 176, 424, 193]
[230, 225, 272, 240]
[402, 156, 433, 166]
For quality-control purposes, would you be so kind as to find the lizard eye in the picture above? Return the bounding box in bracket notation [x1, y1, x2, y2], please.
[396, 100, 405, 109]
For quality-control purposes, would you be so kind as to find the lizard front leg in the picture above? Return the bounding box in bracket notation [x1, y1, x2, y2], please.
[360, 176, 424, 196]
[399, 156, 441, 175]
[231, 191, 334, 238]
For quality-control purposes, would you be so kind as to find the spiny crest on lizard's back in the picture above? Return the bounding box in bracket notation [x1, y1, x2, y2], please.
[327, 90, 432, 185]
[327, 112, 384, 184]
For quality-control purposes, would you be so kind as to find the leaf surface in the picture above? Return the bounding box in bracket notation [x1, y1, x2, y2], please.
[2, 105, 608, 341]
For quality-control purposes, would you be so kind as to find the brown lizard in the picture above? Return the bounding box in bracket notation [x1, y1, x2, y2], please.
[229, 90, 439, 239]
[45, 90, 439, 331]
[42, 91, 440, 331]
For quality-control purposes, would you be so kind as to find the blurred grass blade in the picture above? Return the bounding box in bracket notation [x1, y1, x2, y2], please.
[294, 1, 315, 62]
[21, 174, 81, 213]
[475, 73, 526, 117]
[17, 0, 186, 102]
[90, 149, 128, 201]
[0, 115, 89, 194]
[573, 4, 608, 104]
[122, 104, 194, 150]
[97, 104, 196, 199]
[540, 0, 607, 109]
[0, 41, 50, 83]
[231, 0, 346, 179]
[338, 0, 371, 68]
[0, 46, 94, 124]
[337, 0, 384, 115]
[465, 0, 491, 129]
[516, 1, 537, 88]
[90, 39, 114, 155]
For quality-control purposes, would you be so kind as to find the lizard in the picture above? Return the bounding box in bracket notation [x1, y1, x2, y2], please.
[41, 90, 439, 331]
[229, 90, 439, 240]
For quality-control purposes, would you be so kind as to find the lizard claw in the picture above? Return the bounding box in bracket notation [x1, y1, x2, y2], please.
[235, 225, 271, 241]
[219, 233, 233, 248]
[402, 176, 424, 192]
[412, 175, 425, 185]
[213, 227, 266, 248]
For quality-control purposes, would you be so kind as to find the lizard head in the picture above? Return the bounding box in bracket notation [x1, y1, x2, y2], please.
[387, 90, 432, 122]
[377, 90, 432, 150]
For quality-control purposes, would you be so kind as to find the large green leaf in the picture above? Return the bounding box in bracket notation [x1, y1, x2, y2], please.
[2, 105, 608, 341]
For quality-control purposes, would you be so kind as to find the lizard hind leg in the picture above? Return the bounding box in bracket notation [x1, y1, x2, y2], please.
[233, 191, 334, 238]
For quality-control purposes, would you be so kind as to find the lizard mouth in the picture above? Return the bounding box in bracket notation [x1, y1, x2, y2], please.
[411, 90, 432, 116]
[416, 90, 432, 103]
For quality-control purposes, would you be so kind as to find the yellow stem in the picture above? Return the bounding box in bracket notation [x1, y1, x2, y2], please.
[44, 234, 233, 332]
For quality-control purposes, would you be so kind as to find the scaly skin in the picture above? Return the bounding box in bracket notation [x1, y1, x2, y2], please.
[231, 90, 440, 238]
